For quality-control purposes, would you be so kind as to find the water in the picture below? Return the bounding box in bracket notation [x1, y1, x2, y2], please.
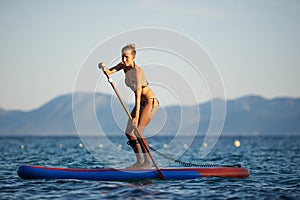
[1, 136, 299, 199]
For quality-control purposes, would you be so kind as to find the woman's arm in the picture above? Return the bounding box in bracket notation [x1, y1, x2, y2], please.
[132, 68, 143, 125]
[107, 62, 124, 75]
[98, 62, 124, 76]
[133, 87, 142, 125]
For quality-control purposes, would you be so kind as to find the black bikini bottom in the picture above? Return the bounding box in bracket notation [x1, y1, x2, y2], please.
[141, 98, 159, 110]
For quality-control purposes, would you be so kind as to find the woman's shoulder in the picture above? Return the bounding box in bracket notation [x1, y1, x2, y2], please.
[134, 65, 144, 74]
[112, 62, 126, 72]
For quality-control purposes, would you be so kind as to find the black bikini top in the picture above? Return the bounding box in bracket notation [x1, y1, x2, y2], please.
[125, 65, 148, 92]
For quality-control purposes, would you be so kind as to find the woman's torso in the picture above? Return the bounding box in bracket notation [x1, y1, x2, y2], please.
[123, 65, 156, 100]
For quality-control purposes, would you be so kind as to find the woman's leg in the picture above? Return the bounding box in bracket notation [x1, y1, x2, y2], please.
[136, 99, 159, 168]
[125, 99, 159, 169]
[125, 107, 143, 168]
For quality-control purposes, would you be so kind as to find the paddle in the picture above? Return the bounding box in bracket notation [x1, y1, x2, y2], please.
[98, 63, 165, 180]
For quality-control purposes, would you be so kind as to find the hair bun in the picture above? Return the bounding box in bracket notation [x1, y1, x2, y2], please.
[121, 43, 137, 56]
[128, 43, 136, 49]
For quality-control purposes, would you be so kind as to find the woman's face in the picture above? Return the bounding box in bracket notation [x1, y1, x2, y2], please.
[122, 50, 135, 67]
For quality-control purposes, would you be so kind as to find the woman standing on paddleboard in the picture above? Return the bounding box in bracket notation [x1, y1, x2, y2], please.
[98, 44, 159, 169]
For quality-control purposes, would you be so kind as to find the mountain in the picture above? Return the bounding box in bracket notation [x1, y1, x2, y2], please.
[223, 96, 300, 135]
[0, 93, 300, 136]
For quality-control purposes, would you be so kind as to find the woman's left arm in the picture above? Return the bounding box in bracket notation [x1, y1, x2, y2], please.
[132, 69, 143, 125]
[133, 87, 142, 126]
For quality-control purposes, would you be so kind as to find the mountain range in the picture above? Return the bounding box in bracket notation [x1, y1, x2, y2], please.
[1, 93, 299, 136]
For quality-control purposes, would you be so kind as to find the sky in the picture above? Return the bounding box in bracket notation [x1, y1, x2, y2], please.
[0, 0, 299, 110]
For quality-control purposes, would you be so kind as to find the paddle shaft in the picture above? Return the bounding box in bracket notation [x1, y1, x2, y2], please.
[101, 68, 165, 180]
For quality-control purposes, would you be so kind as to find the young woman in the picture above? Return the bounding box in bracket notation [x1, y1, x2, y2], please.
[98, 44, 159, 169]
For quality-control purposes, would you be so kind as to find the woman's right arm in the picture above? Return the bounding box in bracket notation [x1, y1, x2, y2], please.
[99, 62, 124, 76]
[107, 62, 124, 75]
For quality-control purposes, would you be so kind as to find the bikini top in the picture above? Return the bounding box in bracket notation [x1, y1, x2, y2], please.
[125, 66, 148, 92]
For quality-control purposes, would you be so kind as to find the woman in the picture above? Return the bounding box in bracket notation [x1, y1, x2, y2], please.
[99, 44, 159, 169]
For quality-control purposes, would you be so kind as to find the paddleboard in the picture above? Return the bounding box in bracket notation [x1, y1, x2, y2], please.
[17, 165, 249, 181]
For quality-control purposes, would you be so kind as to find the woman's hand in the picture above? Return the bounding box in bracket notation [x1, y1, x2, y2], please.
[98, 62, 106, 69]
[132, 117, 139, 126]
[98, 62, 110, 76]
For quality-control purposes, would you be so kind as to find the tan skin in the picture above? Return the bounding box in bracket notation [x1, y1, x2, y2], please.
[99, 50, 158, 169]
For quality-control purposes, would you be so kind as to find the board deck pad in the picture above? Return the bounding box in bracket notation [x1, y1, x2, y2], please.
[18, 165, 249, 181]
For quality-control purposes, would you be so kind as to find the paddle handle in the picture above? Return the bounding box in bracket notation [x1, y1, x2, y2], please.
[100, 65, 165, 179]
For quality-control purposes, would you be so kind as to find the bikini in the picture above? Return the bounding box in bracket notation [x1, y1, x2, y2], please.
[124, 65, 159, 147]
[124, 65, 159, 108]
[140, 97, 159, 111]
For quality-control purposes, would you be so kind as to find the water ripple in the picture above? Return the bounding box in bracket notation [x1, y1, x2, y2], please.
[1, 136, 300, 199]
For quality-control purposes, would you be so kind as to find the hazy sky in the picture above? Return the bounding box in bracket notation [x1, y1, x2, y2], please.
[1, 0, 299, 110]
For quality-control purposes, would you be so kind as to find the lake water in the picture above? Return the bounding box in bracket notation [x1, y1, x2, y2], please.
[1, 135, 299, 199]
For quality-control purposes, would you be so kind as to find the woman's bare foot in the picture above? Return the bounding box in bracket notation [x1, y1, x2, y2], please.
[126, 161, 143, 169]
[139, 161, 152, 169]
[126, 161, 152, 169]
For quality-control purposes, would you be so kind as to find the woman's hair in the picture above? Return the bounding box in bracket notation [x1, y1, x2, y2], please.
[122, 43, 136, 56]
